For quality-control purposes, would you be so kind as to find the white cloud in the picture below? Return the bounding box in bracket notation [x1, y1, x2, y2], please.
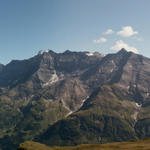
[110, 40, 139, 53]
[93, 37, 107, 43]
[132, 37, 143, 41]
[117, 26, 138, 37]
[104, 29, 114, 35]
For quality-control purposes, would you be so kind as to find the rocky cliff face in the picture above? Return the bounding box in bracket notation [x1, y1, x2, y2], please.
[1, 49, 150, 150]
[36, 49, 150, 146]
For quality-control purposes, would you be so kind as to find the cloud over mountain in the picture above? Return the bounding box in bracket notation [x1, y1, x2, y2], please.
[110, 40, 139, 53]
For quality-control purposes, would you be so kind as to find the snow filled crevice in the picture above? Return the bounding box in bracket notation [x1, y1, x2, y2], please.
[38, 50, 50, 55]
[132, 102, 142, 124]
[79, 96, 89, 108]
[63, 96, 90, 117]
[86, 52, 94, 56]
[60, 99, 73, 117]
[42, 71, 59, 87]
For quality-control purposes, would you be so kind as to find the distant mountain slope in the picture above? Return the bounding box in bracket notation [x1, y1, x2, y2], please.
[1, 49, 150, 150]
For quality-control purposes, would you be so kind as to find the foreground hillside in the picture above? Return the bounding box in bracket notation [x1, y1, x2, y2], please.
[17, 139, 150, 150]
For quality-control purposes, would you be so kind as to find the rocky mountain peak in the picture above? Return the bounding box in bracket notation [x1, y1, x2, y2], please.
[116, 48, 129, 55]
[38, 49, 51, 55]
[63, 50, 72, 54]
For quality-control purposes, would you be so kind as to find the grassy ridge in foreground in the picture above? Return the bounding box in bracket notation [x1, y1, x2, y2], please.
[17, 138, 150, 150]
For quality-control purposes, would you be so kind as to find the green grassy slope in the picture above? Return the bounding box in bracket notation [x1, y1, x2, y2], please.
[0, 98, 68, 150]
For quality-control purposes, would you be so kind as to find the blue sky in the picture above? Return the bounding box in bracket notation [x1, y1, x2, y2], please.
[0, 0, 150, 64]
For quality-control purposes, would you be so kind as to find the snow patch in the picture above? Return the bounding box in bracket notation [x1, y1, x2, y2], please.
[86, 52, 94, 56]
[110, 69, 113, 72]
[133, 84, 136, 88]
[129, 65, 132, 68]
[132, 102, 142, 123]
[135, 103, 142, 108]
[146, 92, 149, 97]
[61, 99, 73, 117]
[66, 111, 73, 117]
[80, 96, 89, 108]
[132, 111, 139, 121]
[86, 52, 106, 57]
[65, 96, 90, 117]
[38, 50, 50, 55]
[101, 54, 106, 57]
[43, 71, 59, 87]
[111, 60, 115, 64]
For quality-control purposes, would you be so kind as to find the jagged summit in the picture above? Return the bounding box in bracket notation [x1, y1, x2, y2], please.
[63, 50, 72, 54]
[37, 49, 106, 57]
[115, 48, 130, 55]
[117, 48, 139, 55]
[120, 48, 127, 52]
[38, 49, 50, 55]
[36, 48, 138, 60]
[38, 49, 56, 55]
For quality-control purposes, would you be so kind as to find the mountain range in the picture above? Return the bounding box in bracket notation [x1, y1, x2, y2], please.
[0, 49, 150, 150]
